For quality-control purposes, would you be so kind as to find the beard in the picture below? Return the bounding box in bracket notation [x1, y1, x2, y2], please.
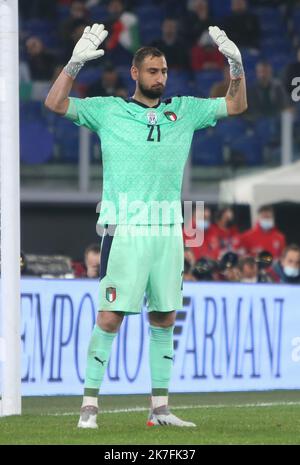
[138, 81, 165, 99]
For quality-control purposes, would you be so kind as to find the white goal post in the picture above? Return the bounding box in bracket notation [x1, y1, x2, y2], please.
[0, 0, 21, 416]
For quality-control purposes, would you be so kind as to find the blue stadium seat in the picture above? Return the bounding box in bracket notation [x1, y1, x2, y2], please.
[210, 0, 232, 19]
[135, 5, 164, 23]
[191, 131, 224, 166]
[254, 7, 282, 20]
[54, 117, 79, 162]
[214, 118, 250, 145]
[115, 65, 136, 94]
[229, 132, 263, 166]
[57, 5, 71, 20]
[253, 117, 280, 145]
[261, 37, 292, 55]
[20, 101, 44, 122]
[76, 66, 102, 86]
[194, 70, 224, 97]
[268, 53, 295, 74]
[90, 5, 109, 22]
[22, 18, 53, 34]
[22, 19, 59, 48]
[139, 21, 162, 45]
[20, 120, 54, 164]
[241, 48, 261, 68]
[164, 71, 191, 97]
[243, 68, 256, 85]
[109, 45, 133, 66]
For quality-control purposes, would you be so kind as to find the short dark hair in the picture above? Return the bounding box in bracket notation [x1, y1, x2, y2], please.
[132, 46, 165, 68]
[85, 243, 100, 257]
[215, 205, 232, 221]
[281, 244, 300, 259]
[238, 256, 257, 271]
[258, 205, 274, 215]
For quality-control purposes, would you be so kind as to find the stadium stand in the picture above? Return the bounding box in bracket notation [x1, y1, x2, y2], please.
[19, 0, 299, 169]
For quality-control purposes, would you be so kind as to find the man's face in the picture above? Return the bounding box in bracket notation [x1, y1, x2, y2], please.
[222, 208, 234, 227]
[232, 0, 247, 13]
[162, 19, 177, 41]
[85, 251, 100, 278]
[259, 210, 274, 222]
[281, 251, 300, 269]
[26, 37, 43, 56]
[241, 263, 258, 280]
[71, 1, 86, 19]
[131, 55, 168, 99]
[256, 64, 272, 83]
[108, 0, 123, 17]
[204, 208, 211, 222]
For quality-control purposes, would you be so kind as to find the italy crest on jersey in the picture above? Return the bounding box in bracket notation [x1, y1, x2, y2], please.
[147, 111, 158, 125]
[106, 287, 116, 302]
[164, 111, 177, 122]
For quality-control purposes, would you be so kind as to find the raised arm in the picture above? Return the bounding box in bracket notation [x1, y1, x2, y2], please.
[209, 26, 248, 116]
[45, 23, 108, 115]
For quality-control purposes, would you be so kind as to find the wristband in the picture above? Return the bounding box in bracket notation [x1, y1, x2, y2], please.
[64, 60, 85, 79]
[228, 59, 244, 79]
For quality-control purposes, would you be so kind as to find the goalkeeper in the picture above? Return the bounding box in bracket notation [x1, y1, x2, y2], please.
[45, 24, 247, 429]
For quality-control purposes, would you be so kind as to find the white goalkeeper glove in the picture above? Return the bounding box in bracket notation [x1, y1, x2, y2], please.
[208, 26, 244, 79]
[64, 23, 108, 79]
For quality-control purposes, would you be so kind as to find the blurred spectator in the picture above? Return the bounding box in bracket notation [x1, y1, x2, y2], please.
[86, 64, 126, 97]
[26, 36, 58, 81]
[181, 0, 212, 47]
[210, 65, 230, 98]
[247, 61, 291, 119]
[19, 0, 57, 20]
[191, 257, 219, 281]
[238, 256, 259, 283]
[209, 206, 241, 254]
[239, 205, 286, 259]
[106, 0, 140, 54]
[60, 0, 90, 45]
[284, 47, 300, 102]
[269, 244, 300, 284]
[152, 18, 189, 70]
[183, 258, 197, 281]
[154, 0, 187, 17]
[190, 30, 225, 71]
[184, 247, 196, 268]
[183, 205, 220, 260]
[60, 19, 90, 65]
[85, 243, 101, 278]
[219, 251, 240, 282]
[222, 0, 261, 50]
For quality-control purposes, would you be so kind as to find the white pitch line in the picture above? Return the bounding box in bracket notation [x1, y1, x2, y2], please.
[46, 401, 300, 417]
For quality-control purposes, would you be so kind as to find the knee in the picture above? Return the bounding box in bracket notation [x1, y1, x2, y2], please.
[97, 311, 123, 333]
[149, 311, 176, 328]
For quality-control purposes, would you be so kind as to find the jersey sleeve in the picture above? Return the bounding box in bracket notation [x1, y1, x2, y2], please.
[184, 96, 228, 131]
[64, 96, 111, 132]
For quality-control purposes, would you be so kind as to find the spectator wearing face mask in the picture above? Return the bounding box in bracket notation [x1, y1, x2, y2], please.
[239, 205, 286, 259]
[269, 244, 300, 284]
[183, 205, 220, 261]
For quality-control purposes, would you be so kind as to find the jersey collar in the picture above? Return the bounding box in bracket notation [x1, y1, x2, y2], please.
[128, 97, 161, 109]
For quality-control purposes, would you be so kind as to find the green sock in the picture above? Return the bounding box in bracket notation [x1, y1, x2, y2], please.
[149, 325, 174, 396]
[84, 325, 117, 396]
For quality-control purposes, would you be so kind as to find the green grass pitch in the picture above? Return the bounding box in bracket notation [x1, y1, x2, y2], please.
[1, 390, 300, 445]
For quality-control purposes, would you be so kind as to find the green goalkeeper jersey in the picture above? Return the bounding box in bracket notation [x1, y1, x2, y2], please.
[66, 95, 227, 225]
